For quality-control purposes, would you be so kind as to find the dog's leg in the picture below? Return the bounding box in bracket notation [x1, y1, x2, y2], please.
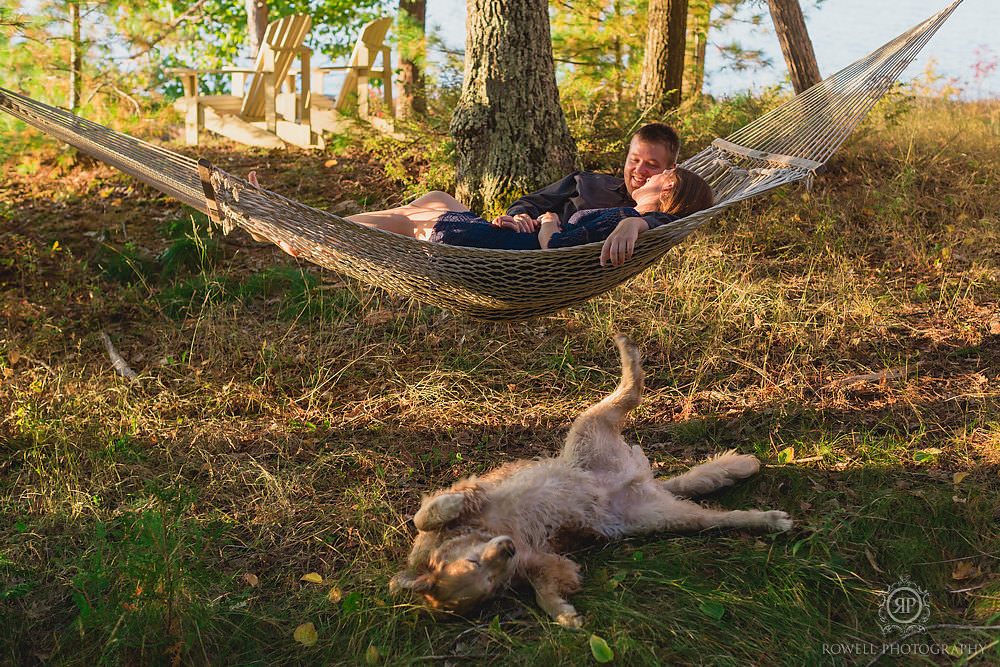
[524, 552, 584, 628]
[621, 491, 792, 534]
[561, 335, 644, 471]
[660, 451, 761, 498]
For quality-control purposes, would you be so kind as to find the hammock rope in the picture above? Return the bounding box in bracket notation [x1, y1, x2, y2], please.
[0, 0, 963, 320]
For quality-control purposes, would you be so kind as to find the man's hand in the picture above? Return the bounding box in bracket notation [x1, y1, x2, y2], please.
[491, 213, 537, 233]
[600, 217, 649, 267]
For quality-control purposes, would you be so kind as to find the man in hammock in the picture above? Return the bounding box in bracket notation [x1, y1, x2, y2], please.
[491, 122, 681, 235]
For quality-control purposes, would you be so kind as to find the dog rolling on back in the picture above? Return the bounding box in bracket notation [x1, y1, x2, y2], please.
[391, 335, 791, 627]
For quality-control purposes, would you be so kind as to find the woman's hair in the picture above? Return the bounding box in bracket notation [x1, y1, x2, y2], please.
[659, 167, 714, 217]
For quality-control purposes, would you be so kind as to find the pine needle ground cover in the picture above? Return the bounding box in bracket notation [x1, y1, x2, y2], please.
[1, 98, 999, 665]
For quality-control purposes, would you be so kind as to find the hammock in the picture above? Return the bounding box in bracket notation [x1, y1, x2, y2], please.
[0, 0, 962, 321]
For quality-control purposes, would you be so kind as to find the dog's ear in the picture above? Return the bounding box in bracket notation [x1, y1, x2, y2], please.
[390, 570, 434, 595]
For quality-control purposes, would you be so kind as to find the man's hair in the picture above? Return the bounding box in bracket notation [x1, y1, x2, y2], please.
[633, 123, 680, 163]
[659, 167, 714, 217]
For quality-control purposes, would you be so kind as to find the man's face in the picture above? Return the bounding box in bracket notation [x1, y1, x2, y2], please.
[623, 137, 675, 196]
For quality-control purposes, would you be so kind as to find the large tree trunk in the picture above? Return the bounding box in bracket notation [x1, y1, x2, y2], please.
[451, 0, 576, 215]
[397, 0, 427, 118]
[639, 0, 688, 112]
[682, 1, 710, 100]
[767, 0, 821, 93]
[246, 0, 268, 58]
[69, 0, 81, 110]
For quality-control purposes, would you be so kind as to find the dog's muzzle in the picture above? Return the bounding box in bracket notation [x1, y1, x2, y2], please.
[485, 536, 517, 560]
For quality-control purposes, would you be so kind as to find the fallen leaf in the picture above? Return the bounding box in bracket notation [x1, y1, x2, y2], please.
[864, 547, 883, 573]
[952, 561, 979, 580]
[327, 587, 342, 603]
[300, 572, 323, 584]
[777, 447, 795, 464]
[699, 601, 725, 620]
[243, 573, 259, 587]
[364, 644, 380, 664]
[293, 622, 318, 646]
[953, 472, 968, 485]
[589, 634, 614, 663]
[363, 310, 394, 325]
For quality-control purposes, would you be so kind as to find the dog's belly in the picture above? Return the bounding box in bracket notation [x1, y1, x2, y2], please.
[481, 461, 607, 544]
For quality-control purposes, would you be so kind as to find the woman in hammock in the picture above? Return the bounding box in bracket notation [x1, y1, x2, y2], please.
[248, 168, 712, 267]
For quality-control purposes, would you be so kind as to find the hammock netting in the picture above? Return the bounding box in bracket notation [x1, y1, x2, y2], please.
[0, 0, 962, 320]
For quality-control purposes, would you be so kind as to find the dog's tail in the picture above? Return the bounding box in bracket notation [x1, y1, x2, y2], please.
[562, 335, 644, 467]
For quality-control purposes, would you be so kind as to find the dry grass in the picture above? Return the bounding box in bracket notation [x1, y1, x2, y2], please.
[1, 96, 999, 665]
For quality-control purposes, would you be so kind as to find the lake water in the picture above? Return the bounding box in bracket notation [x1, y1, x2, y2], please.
[423, 0, 998, 100]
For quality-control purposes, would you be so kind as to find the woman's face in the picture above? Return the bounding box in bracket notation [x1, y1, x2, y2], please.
[632, 170, 675, 210]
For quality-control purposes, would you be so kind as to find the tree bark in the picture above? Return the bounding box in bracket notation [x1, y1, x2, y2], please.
[246, 0, 268, 58]
[682, 1, 710, 100]
[766, 0, 821, 93]
[639, 0, 688, 112]
[397, 0, 427, 118]
[69, 0, 81, 110]
[451, 0, 577, 215]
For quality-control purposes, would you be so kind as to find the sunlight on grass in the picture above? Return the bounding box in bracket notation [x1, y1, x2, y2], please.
[1, 97, 998, 663]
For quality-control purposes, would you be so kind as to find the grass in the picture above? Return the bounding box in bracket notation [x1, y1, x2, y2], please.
[1, 95, 1000, 665]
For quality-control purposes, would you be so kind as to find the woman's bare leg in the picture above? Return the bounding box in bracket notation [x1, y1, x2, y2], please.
[346, 192, 472, 240]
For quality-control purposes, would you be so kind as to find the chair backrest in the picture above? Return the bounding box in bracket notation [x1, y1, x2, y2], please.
[348, 16, 392, 68]
[242, 14, 312, 118]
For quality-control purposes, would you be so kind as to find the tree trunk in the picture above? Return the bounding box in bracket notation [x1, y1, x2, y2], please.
[451, 0, 577, 215]
[397, 0, 427, 118]
[766, 0, 821, 93]
[639, 0, 688, 112]
[69, 0, 81, 110]
[682, 1, 710, 100]
[246, 0, 268, 58]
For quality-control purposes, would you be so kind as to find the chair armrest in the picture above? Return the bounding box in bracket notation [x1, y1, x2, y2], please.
[165, 67, 232, 75]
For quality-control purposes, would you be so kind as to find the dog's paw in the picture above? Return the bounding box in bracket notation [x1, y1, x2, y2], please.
[716, 452, 760, 478]
[414, 493, 466, 530]
[765, 510, 793, 532]
[556, 611, 584, 629]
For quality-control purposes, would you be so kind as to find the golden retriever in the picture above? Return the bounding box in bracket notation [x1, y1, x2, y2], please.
[391, 335, 792, 627]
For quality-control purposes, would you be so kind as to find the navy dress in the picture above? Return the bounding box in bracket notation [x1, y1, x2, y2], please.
[429, 207, 677, 250]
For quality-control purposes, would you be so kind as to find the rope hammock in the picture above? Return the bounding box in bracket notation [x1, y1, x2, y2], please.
[0, 0, 963, 321]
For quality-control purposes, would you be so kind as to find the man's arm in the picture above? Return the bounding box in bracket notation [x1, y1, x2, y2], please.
[500, 172, 582, 221]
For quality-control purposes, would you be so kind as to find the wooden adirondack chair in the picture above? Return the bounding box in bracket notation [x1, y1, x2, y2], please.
[168, 14, 321, 149]
[308, 17, 395, 133]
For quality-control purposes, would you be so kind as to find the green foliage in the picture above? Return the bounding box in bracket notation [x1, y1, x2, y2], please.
[95, 241, 156, 286]
[157, 213, 220, 278]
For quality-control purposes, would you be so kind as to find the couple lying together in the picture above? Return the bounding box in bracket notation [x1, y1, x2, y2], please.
[250, 123, 712, 267]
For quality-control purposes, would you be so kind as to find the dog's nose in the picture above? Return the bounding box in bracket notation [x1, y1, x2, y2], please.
[497, 537, 516, 557]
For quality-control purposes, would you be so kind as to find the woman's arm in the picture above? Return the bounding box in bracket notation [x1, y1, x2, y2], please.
[599, 217, 649, 267]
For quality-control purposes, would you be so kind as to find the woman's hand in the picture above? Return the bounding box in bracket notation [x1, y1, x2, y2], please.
[537, 212, 562, 249]
[600, 217, 649, 267]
